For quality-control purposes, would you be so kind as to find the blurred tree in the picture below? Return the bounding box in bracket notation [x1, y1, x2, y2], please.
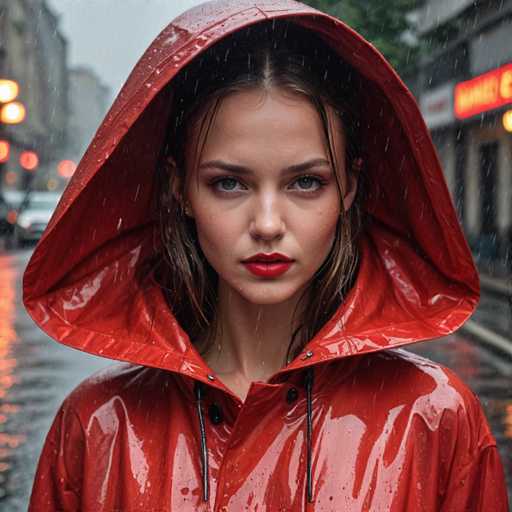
[303, 0, 420, 73]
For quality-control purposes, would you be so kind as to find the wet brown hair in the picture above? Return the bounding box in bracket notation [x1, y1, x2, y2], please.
[154, 18, 366, 364]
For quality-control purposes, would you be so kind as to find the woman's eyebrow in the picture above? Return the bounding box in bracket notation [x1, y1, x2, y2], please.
[198, 158, 331, 174]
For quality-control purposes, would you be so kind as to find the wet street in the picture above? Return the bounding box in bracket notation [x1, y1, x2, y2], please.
[0, 249, 511, 510]
[0, 250, 111, 510]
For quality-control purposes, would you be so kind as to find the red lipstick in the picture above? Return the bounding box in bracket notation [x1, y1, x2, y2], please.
[242, 252, 294, 278]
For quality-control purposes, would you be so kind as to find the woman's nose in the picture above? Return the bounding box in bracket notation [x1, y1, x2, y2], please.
[249, 195, 285, 241]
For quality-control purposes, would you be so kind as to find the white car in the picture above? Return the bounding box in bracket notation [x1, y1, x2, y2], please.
[13, 191, 61, 247]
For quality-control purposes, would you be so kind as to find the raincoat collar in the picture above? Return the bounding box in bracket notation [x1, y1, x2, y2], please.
[23, 0, 479, 392]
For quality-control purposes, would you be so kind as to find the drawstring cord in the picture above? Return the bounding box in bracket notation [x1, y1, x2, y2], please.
[194, 381, 209, 502]
[305, 366, 315, 503]
[193, 366, 315, 504]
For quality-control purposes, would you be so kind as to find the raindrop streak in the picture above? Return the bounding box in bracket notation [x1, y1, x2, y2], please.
[133, 184, 141, 202]
[254, 306, 263, 350]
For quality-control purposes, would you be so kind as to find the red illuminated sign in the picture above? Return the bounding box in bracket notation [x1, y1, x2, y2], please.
[455, 63, 512, 119]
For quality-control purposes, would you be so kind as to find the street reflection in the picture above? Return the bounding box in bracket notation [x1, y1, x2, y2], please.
[506, 404, 512, 440]
[0, 250, 111, 510]
[0, 254, 27, 501]
[411, 334, 512, 495]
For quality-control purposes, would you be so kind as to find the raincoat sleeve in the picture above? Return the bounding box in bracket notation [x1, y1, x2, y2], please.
[440, 386, 509, 511]
[28, 396, 84, 511]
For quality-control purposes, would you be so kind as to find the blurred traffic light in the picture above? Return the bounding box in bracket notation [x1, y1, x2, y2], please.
[19, 151, 38, 171]
[6, 208, 17, 225]
[0, 101, 26, 124]
[57, 159, 77, 178]
[0, 140, 10, 163]
[20, 151, 38, 190]
[0, 80, 19, 103]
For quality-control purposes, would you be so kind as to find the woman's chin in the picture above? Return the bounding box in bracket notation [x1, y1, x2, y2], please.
[228, 279, 308, 306]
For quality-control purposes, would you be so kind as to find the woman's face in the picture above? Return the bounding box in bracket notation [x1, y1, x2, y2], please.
[178, 86, 358, 306]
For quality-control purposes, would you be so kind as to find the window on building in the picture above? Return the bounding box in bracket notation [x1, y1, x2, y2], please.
[454, 128, 466, 225]
[479, 141, 498, 235]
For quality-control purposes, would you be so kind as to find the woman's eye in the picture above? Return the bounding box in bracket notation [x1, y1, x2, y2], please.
[210, 175, 326, 194]
[212, 177, 243, 192]
[291, 175, 325, 192]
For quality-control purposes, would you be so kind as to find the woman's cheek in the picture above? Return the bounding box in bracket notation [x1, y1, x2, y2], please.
[304, 206, 339, 266]
[194, 211, 241, 270]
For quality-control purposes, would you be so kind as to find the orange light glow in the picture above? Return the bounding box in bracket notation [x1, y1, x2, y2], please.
[6, 210, 17, 224]
[19, 150, 38, 171]
[503, 110, 512, 132]
[0, 80, 19, 103]
[0, 140, 10, 163]
[0, 256, 26, 460]
[4, 171, 17, 185]
[455, 62, 512, 119]
[0, 101, 26, 124]
[505, 404, 512, 439]
[57, 159, 77, 178]
[46, 178, 58, 191]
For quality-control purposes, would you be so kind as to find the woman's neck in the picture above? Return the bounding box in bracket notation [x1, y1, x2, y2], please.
[203, 280, 306, 386]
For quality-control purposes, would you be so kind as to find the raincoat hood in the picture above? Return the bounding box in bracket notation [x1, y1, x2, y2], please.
[23, 0, 479, 385]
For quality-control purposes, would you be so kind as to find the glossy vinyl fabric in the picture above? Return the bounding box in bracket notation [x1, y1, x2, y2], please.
[24, 0, 508, 510]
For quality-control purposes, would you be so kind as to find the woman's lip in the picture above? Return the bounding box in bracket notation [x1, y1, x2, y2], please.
[242, 252, 293, 263]
[242, 261, 293, 278]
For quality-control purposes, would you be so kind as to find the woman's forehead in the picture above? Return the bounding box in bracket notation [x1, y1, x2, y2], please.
[184, 87, 345, 171]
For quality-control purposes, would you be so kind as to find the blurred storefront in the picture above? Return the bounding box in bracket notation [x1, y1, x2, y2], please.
[411, 0, 512, 274]
[454, 63, 512, 264]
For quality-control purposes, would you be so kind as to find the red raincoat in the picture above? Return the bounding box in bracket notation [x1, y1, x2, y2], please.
[25, 1, 509, 510]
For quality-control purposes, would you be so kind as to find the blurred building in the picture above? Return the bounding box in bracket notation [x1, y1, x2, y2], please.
[409, 0, 512, 270]
[67, 66, 110, 160]
[0, 0, 68, 191]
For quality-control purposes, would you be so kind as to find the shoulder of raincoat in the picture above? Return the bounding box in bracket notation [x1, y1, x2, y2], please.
[25, 1, 508, 510]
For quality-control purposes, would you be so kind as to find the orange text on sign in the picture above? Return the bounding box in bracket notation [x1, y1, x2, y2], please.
[455, 62, 512, 119]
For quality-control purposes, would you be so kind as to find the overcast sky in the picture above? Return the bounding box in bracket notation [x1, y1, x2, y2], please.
[47, 0, 206, 101]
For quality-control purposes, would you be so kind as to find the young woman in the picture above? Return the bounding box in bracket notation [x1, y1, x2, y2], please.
[26, 0, 508, 510]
